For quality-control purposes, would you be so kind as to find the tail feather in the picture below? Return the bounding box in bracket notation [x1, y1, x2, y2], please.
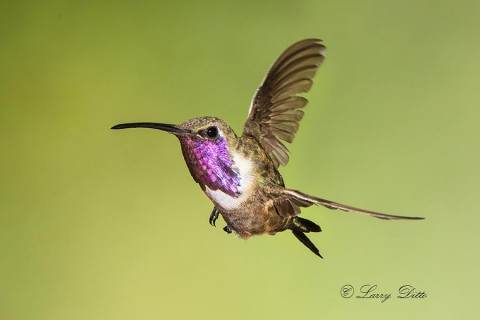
[275, 186, 424, 258]
[291, 216, 321, 233]
[291, 230, 323, 258]
[290, 216, 322, 258]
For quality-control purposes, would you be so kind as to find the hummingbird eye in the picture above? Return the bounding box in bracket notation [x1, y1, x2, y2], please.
[205, 126, 219, 139]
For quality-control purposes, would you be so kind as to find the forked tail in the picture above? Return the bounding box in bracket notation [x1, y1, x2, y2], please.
[290, 216, 323, 258]
[285, 188, 425, 258]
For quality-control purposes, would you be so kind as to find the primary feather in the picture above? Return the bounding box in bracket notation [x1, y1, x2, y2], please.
[243, 39, 326, 167]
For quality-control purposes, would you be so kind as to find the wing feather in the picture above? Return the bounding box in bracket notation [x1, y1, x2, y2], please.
[243, 39, 326, 167]
[265, 185, 425, 220]
[285, 189, 426, 220]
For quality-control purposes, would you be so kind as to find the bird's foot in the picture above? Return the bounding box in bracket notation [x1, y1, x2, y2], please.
[209, 207, 232, 234]
[209, 207, 219, 226]
[223, 226, 232, 234]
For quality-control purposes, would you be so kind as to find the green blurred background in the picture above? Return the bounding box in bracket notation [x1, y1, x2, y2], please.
[1, 0, 479, 319]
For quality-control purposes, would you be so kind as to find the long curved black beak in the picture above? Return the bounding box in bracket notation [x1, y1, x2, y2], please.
[111, 122, 190, 135]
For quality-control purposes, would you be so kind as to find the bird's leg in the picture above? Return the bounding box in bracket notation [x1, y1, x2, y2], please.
[209, 207, 219, 226]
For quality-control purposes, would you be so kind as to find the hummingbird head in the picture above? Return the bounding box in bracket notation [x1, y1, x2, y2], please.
[112, 116, 242, 196]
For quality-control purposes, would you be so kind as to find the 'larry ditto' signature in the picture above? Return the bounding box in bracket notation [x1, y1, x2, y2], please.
[340, 284, 427, 302]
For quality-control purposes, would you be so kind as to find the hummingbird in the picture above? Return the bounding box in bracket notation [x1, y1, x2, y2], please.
[112, 39, 424, 258]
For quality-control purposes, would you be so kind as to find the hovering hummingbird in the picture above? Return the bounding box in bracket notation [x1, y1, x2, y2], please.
[112, 39, 424, 258]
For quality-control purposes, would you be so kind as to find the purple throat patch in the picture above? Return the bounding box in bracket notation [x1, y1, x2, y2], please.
[183, 136, 240, 196]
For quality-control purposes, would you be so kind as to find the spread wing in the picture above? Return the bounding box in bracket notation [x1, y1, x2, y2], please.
[267, 186, 425, 220]
[243, 39, 326, 167]
[283, 188, 425, 220]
